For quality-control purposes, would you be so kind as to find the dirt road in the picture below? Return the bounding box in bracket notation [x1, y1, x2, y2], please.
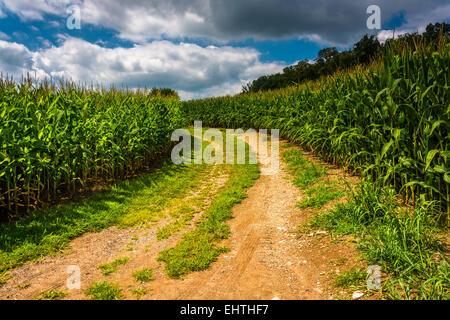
[0, 132, 362, 300]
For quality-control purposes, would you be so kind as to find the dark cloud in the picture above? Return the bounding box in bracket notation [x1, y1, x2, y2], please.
[207, 0, 450, 44]
[86, 0, 450, 45]
[2, 0, 448, 45]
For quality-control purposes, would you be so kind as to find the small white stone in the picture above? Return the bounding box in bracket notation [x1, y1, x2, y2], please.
[272, 296, 280, 300]
[352, 291, 364, 300]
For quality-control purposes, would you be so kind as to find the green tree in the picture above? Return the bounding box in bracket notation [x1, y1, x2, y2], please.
[353, 34, 381, 64]
[423, 22, 450, 40]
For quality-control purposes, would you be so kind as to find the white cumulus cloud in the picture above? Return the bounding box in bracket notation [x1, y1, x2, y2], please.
[376, 30, 409, 43]
[0, 37, 285, 99]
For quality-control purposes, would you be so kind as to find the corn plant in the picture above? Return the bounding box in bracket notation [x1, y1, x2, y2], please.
[0, 78, 184, 218]
[182, 37, 450, 221]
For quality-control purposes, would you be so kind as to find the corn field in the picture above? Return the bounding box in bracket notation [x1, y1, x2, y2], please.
[183, 39, 450, 219]
[0, 78, 184, 217]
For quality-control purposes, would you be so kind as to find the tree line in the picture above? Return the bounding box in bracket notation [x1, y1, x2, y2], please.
[243, 22, 450, 93]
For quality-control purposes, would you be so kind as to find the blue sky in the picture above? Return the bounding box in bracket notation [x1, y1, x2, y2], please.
[0, 1, 448, 99]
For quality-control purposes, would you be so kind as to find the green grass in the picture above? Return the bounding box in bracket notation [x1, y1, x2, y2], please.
[283, 146, 449, 299]
[330, 257, 348, 266]
[299, 182, 344, 209]
[282, 150, 327, 190]
[132, 268, 155, 283]
[98, 257, 130, 276]
[0, 271, 8, 287]
[156, 167, 226, 241]
[85, 281, 122, 300]
[283, 149, 308, 173]
[131, 287, 148, 300]
[282, 149, 343, 209]
[118, 157, 212, 228]
[0, 136, 216, 274]
[281, 142, 295, 149]
[334, 269, 367, 288]
[158, 135, 260, 279]
[156, 205, 197, 240]
[312, 179, 449, 300]
[34, 290, 68, 300]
